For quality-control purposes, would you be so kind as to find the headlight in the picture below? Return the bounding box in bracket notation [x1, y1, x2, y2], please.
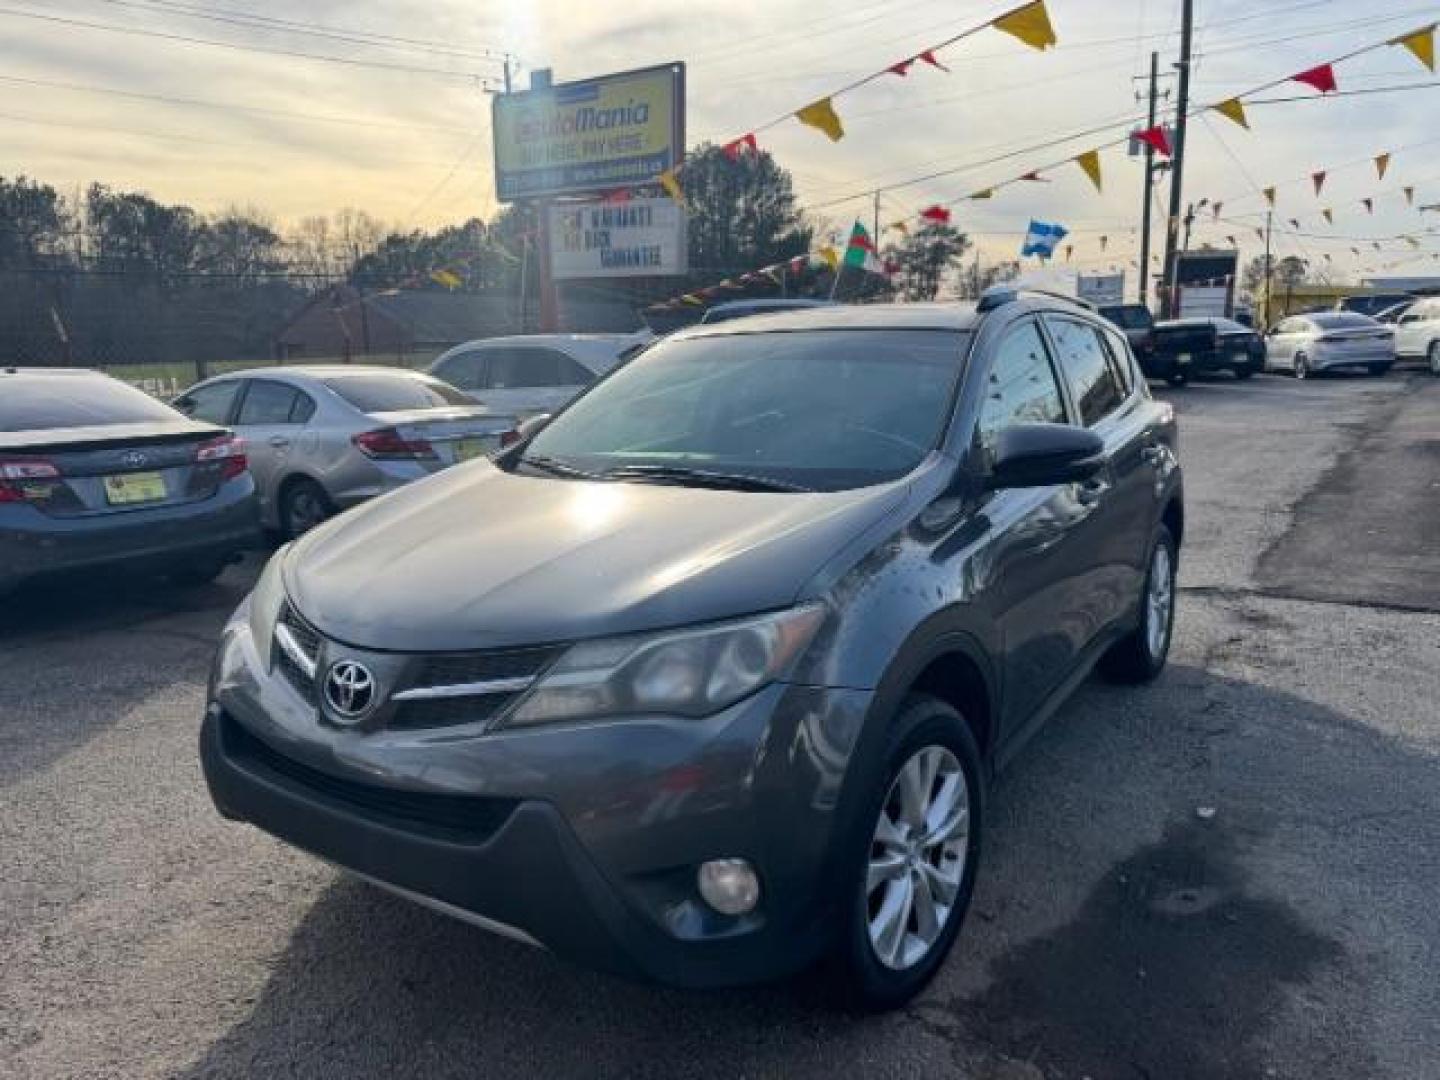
[247, 545, 289, 666]
[502, 604, 826, 728]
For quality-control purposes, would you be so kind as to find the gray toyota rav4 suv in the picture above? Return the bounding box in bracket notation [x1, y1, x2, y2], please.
[201, 290, 1183, 1008]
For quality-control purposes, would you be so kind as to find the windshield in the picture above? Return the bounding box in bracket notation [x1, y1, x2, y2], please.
[322, 373, 474, 412]
[1310, 313, 1376, 330]
[1101, 306, 1152, 329]
[1, 374, 182, 432]
[520, 329, 968, 492]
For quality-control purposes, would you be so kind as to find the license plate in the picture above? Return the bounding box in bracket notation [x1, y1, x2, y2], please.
[454, 437, 493, 462]
[103, 471, 166, 505]
[1177, 353, 1191, 365]
[1231, 351, 1248, 364]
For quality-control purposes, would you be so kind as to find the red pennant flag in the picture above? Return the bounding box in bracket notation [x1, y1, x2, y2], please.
[721, 133, 758, 161]
[918, 49, 949, 72]
[1291, 63, 1337, 93]
[887, 59, 914, 76]
[1134, 125, 1172, 156]
[919, 205, 951, 223]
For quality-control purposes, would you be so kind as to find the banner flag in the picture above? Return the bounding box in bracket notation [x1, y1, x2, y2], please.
[1362, 197, 1374, 214]
[1291, 63, 1337, 93]
[1322, 208, 1334, 224]
[993, 1, 1058, 51]
[1213, 98, 1249, 129]
[1019, 171, 1049, 182]
[1263, 186, 1276, 207]
[1212, 201, 1223, 220]
[722, 133, 758, 160]
[888, 59, 914, 76]
[1020, 219, 1067, 258]
[1074, 150, 1102, 192]
[889, 220, 909, 234]
[1288, 218, 1301, 230]
[1312, 171, 1326, 196]
[1391, 25, 1436, 71]
[919, 49, 949, 71]
[658, 169, 684, 203]
[968, 189, 995, 200]
[843, 220, 881, 270]
[919, 205, 952, 223]
[1375, 152, 1391, 180]
[818, 245, 840, 270]
[430, 269, 462, 289]
[796, 97, 844, 141]
[1135, 125, 1172, 156]
[1099, 234, 1108, 251]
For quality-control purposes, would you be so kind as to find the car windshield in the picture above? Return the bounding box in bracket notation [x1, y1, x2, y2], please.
[1101, 306, 1151, 329]
[0, 375, 182, 432]
[322, 373, 473, 412]
[1310, 313, 1376, 330]
[520, 329, 968, 492]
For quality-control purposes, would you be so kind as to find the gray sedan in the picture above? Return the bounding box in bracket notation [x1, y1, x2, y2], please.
[174, 366, 515, 538]
[1264, 312, 1394, 378]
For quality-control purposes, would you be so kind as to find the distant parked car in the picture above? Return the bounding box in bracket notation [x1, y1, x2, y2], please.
[1097, 304, 1156, 368]
[1263, 313, 1394, 379]
[1, 368, 259, 593]
[1145, 319, 1217, 385]
[174, 366, 514, 538]
[428, 333, 648, 418]
[1391, 297, 1440, 375]
[1156, 317, 1264, 380]
[1338, 293, 1415, 319]
[699, 299, 836, 324]
[1373, 301, 1412, 325]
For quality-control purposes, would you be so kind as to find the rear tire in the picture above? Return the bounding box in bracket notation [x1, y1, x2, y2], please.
[836, 695, 984, 1011]
[279, 477, 334, 540]
[1234, 365, 1254, 380]
[1293, 354, 1309, 380]
[1429, 341, 1440, 376]
[1369, 363, 1392, 377]
[1100, 524, 1177, 684]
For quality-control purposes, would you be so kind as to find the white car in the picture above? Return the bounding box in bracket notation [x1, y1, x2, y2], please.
[1263, 313, 1394, 379]
[1391, 298, 1440, 375]
[427, 333, 651, 418]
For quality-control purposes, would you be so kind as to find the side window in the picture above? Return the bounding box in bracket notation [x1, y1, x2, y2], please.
[434, 349, 486, 391]
[976, 321, 1068, 456]
[177, 380, 240, 424]
[236, 380, 304, 425]
[1099, 326, 1136, 396]
[1046, 316, 1125, 427]
[487, 348, 590, 389]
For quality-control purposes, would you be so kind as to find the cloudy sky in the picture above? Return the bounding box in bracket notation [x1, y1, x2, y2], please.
[6, 0, 1439, 282]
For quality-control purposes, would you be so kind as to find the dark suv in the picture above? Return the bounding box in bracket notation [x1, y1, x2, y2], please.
[201, 291, 1183, 1008]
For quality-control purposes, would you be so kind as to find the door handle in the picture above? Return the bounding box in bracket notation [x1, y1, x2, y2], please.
[268, 435, 291, 448]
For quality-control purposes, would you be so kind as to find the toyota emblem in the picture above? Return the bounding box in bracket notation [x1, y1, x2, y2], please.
[324, 660, 376, 720]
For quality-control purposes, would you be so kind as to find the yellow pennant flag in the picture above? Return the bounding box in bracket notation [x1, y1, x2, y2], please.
[796, 97, 844, 142]
[818, 245, 840, 271]
[889, 220, 909, 235]
[1392, 24, 1436, 71]
[1322, 208, 1333, 225]
[1074, 149, 1102, 192]
[1405, 235, 1422, 248]
[1212, 98, 1249, 129]
[968, 188, 995, 200]
[1375, 152, 1392, 180]
[1263, 186, 1276, 207]
[992, 0, 1058, 51]
[430, 269, 462, 290]
[658, 169, 684, 203]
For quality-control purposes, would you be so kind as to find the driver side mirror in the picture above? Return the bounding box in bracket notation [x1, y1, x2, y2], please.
[986, 423, 1105, 490]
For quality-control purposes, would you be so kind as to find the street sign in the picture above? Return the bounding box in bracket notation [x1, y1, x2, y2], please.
[493, 63, 685, 202]
[1077, 272, 1124, 305]
[548, 198, 687, 279]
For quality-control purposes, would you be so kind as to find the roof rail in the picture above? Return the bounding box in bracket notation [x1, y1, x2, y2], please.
[1022, 288, 1097, 311]
[977, 285, 1019, 312]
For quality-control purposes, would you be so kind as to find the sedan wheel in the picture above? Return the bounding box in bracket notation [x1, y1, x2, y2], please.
[1145, 542, 1175, 662]
[1294, 354, 1309, 380]
[280, 479, 333, 539]
[867, 745, 970, 972]
[1430, 342, 1440, 377]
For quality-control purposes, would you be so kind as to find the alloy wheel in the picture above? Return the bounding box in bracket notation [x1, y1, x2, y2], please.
[286, 485, 329, 537]
[867, 745, 970, 971]
[1146, 542, 1175, 660]
[1294, 355, 1309, 380]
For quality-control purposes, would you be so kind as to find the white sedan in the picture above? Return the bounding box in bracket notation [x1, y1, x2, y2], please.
[1264, 313, 1394, 379]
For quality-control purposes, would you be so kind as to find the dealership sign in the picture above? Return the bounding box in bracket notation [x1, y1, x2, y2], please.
[493, 63, 685, 201]
[548, 198, 686, 279]
[1077, 272, 1124, 306]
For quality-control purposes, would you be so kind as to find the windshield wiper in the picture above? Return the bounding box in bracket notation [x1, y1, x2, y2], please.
[600, 463, 812, 493]
[516, 454, 599, 481]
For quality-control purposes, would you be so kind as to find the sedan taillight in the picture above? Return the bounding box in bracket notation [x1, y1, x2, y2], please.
[194, 434, 248, 481]
[0, 458, 61, 503]
[352, 427, 437, 460]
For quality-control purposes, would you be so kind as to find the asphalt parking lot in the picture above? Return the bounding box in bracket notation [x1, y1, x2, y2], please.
[3, 371, 1438, 1080]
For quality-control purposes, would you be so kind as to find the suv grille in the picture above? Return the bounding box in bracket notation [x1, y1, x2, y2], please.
[275, 602, 319, 705]
[220, 713, 517, 842]
[414, 645, 564, 688]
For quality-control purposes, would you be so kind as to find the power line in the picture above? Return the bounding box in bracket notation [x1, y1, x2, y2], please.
[0, 6, 503, 82]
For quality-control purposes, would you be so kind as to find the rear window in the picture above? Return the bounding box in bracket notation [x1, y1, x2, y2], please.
[1310, 313, 1376, 330]
[1100, 306, 1152, 330]
[322, 373, 473, 412]
[0, 374, 182, 433]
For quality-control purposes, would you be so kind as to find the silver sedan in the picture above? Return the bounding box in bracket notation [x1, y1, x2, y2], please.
[174, 366, 515, 538]
[1263, 312, 1394, 379]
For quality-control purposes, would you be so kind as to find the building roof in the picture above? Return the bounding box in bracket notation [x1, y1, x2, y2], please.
[362, 290, 500, 343]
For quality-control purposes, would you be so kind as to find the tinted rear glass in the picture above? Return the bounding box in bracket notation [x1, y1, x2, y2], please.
[0, 374, 182, 433]
[322, 373, 473, 412]
[1100, 306, 1152, 329]
[1310, 313, 1376, 329]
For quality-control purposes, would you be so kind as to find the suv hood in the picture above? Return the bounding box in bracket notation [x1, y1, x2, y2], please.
[284, 460, 908, 651]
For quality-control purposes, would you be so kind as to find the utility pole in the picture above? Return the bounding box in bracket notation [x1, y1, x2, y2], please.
[872, 190, 881, 244]
[1139, 51, 1159, 308]
[503, 54, 512, 94]
[1161, 0, 1194, 319]
[1262, 209, 1273, 327]
[1182, 202, 1196, 251]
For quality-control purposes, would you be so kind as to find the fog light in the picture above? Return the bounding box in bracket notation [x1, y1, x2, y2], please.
[697, 858, 759, 916]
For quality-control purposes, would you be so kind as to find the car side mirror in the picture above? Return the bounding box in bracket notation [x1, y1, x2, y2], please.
[987, 423, 1105, 490]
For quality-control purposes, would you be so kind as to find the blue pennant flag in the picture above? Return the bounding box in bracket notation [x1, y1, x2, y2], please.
[1021, 219, 1068, 258]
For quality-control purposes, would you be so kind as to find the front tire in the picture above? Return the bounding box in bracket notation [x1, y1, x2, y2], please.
[837, 696, 983, 1010]
[1429, 341, 1440, 376]
[1100, 524, 1177, 684]
[1293, 353, 1309, 380]
[279, 477, 334, 540]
